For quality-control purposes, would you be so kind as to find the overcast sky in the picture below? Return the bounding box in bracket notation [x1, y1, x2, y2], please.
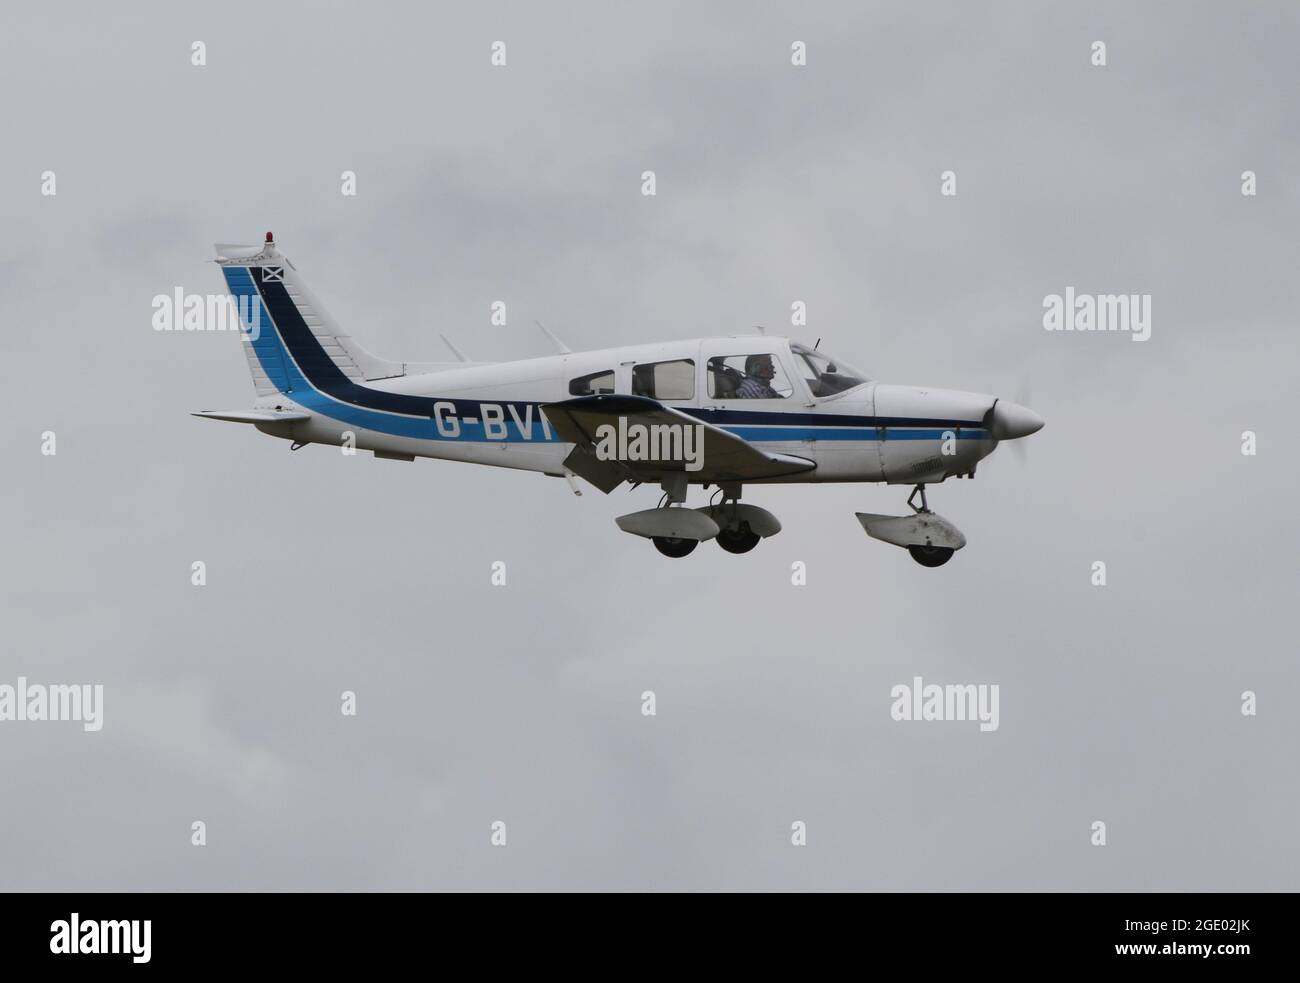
[2, 1, 1297, 890]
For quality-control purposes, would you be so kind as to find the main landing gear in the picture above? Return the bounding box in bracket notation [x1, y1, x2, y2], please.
[618, 480, 781, 559]
[855, 484, 969, 568]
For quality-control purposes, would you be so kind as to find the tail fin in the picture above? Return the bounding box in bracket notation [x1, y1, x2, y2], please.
[215, 232, 405, 397]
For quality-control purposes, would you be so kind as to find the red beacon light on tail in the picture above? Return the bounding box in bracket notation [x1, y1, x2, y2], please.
[265, 231, 274, 244]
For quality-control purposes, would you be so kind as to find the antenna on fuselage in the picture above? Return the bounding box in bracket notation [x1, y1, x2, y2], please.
[535, 320, 572, 354]
[441, 334, 469, 362]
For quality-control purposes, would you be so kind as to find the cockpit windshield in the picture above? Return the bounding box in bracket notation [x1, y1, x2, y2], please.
[790, 343, 869, 397]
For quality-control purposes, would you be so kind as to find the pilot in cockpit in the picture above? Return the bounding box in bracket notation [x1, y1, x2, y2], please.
[735, 354, 780, 399]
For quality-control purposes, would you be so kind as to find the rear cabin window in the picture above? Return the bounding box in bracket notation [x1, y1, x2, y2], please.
[631, 359, 695, 400]
[569, 370, 616, 396]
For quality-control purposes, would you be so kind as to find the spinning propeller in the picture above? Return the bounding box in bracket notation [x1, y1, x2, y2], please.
[982, 383, 1044, 464]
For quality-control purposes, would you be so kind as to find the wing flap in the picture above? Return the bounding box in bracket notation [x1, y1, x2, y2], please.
[561, 446, 629, 494]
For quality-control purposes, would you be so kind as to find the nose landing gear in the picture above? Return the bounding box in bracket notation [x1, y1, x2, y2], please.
[904, 485, 953, 567]
[855, 483, 968, 568]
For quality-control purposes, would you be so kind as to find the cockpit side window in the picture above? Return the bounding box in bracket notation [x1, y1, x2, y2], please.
[569, 369, 616, 396]
[707, 354, 792, 399]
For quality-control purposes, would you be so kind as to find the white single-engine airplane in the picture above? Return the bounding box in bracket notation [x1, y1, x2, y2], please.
[197, 234, 1044, 565]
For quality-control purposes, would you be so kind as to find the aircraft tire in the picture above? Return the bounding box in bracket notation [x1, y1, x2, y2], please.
[908, 544, 954, 567]
[716, 526, 761, 554]
[653, 536, 699, 558]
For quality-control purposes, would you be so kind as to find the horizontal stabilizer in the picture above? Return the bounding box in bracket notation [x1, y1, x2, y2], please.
[192, 409, 311, 424]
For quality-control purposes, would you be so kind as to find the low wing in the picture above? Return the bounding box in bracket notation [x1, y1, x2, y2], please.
[541, 394, 815, 493]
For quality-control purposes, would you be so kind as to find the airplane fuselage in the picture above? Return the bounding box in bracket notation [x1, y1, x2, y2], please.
[245, 336, 1000, 487]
